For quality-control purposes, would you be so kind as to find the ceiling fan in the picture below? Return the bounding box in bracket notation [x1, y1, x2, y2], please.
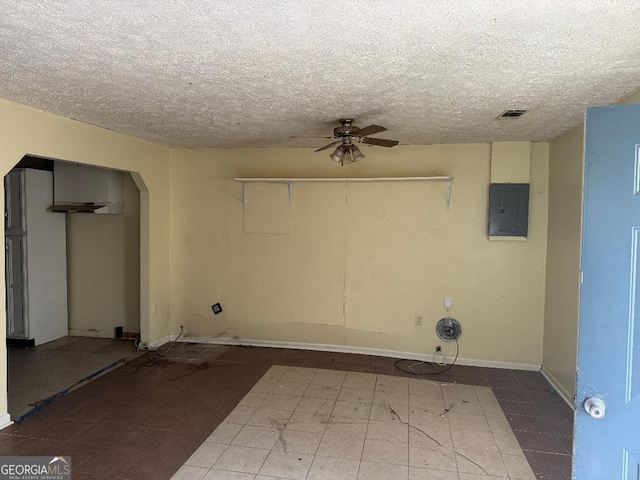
[293, 119, 399, 165]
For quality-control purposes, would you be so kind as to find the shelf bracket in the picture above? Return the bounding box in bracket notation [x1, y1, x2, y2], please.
[446, 179, 452, 209]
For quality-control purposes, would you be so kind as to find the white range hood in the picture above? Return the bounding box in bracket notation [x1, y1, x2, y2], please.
[51, 162, 124, 214]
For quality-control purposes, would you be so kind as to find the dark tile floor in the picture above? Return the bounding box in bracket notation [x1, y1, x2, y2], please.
[8, 336, 143, 418]
[0, 343, 574, 479]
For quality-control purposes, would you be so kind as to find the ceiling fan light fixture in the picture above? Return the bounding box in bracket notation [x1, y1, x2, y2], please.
[342, 152, 353, 165]
[340, 145, 356, 165]
[330, 146, 344, 163]
[351, 145, 365, 162]
[316, 119, 397, 164]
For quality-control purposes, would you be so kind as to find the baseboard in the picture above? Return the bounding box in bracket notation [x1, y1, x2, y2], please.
[148, 334, 179, 348]
[171, 335, 541, 371]
[0, 413, 13, 431]
[69, 329, 115, 339]
[541, 366, 575, 409]
[6, 337, 35, 348]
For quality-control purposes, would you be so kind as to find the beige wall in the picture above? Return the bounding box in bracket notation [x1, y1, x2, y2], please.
[543, 87, 640, 400]
[619, 89, 640, 106]
[0, 98, 171, 417]
[67, 173, 141, 336]
[170, 143, 549, 366]
[543, 125, 584, 400]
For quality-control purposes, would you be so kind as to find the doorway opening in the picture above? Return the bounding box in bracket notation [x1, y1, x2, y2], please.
[5, 156, 146, 420]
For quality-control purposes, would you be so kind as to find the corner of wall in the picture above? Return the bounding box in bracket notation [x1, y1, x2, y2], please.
[543, 125, 585, 400]
[532, 87, 640, 401]
[616, 87, 640, 105]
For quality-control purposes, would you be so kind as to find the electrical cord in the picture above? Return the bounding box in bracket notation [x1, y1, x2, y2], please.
[394, 337, 459, 378]
[155, 326, 184, 357]
[136, 326, 184, 357]
[433, 349, 447, 366]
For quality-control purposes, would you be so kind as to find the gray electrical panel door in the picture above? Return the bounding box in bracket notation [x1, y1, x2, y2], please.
[488, 183, 529, 237]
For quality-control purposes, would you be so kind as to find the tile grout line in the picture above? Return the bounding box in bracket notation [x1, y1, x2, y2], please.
[475, 383, 514, 479]
[359, 377, 384, 479]
[305, 367, 335, 480]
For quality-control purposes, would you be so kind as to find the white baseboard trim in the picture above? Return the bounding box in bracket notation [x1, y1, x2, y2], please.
[69, 329, 114, 339]
[541, 367, 575, 409]
[0, 413, 13, 431]
[148, 335, 168, 348]
[170, 335, 541, 371]
[148, 334, 179, 349]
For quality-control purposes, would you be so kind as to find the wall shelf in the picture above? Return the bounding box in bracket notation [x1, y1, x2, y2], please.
[233, 176, 454, 208]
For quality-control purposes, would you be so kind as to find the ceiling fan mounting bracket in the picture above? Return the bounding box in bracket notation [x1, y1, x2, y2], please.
[334, 119, 360, 138]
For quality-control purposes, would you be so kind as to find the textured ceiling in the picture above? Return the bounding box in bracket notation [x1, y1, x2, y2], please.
[1, 1, 640, 149]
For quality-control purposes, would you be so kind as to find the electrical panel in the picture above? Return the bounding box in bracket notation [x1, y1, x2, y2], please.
[488, 183, 530, 237]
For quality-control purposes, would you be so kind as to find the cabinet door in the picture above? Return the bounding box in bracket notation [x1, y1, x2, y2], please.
[4, 170, 28, 338]
[5, 235, 27, 338]
[5, 170, 26, 234]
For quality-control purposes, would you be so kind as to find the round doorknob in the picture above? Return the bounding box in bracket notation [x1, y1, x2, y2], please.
[584, 397, 606, 419]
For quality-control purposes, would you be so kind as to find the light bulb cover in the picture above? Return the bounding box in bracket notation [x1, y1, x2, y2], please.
[329, 146, 344, 162]
[351, 146, 365, 162]
[342, 146, 354, 165]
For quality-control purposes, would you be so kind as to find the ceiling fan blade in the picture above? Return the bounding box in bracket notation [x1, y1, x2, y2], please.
[354, 125, 387, 137]
[291, 136, 335, 139]
[361, 137, 399, 148]
[314, 140, 342, 152]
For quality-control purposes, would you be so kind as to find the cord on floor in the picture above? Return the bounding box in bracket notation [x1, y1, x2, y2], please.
[393, 338, 459, 379]
[136, 326, 184, 357]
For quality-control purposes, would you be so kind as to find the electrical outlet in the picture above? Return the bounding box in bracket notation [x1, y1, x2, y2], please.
[415, 314, 423, 326]
[444, 297, 453, 309]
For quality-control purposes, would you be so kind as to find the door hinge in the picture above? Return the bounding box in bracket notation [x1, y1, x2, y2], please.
[580, 270, 584, 283]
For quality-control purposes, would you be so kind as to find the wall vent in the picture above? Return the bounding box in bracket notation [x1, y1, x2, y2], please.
[498, 109, 528, 118]
[436, 317, 462, 342]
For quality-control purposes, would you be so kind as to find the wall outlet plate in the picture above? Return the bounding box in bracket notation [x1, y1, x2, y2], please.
[415, 314, 423, 326]
[212, 303, 223, 315]
[444, 297, 453, 309]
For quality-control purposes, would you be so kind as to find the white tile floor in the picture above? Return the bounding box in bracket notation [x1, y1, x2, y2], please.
[172, 366, 536, 480]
